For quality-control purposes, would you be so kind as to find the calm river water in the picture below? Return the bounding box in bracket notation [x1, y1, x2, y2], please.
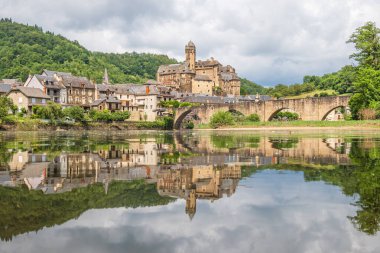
[0, 130, 380, 253]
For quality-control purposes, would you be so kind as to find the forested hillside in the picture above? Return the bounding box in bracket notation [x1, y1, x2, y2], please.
[0, 19, 177, 83]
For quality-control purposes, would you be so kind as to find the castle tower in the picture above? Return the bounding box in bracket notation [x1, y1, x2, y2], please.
[185, 41, 196, 71]
[185, 189, 197, 220]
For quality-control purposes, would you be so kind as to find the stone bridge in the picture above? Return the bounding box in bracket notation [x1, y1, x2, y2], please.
[174, 96, 350, 129]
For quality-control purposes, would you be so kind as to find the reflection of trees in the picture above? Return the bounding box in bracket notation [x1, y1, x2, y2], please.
[303, 139, 380, 235]
[0, 180, 173, 241]
[211, 134, 260, 149]
[269, 137, 299, 150]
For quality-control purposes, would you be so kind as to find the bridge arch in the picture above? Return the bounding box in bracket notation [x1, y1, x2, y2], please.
[267, 108, 300, 121]
[320, 106, 347, 121]
[174, 108, 194, 129]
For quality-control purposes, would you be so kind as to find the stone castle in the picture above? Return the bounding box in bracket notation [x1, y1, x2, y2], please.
[156, 41, 240, 96]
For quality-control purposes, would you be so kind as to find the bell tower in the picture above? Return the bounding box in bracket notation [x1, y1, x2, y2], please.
[185, 41, 196, 71]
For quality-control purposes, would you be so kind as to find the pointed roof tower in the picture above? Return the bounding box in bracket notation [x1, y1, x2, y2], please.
[103, 68, 110, 85]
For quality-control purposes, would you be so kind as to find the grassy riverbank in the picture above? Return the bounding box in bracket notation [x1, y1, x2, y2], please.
[196, 120, 380, 129]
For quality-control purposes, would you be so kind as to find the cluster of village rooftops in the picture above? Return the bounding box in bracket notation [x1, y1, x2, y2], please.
[0, 42, 270, 122]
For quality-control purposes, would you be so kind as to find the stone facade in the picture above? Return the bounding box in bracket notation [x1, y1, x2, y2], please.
[7, 86, 51, 113]
[24, 70, 96, 106]
[157, 41, 241, 96]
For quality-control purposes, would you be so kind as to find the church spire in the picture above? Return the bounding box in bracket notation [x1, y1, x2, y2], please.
[103, 68, 109, 85]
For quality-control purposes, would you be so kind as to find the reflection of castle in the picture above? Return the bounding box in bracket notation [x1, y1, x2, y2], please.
[157, 165, 241, 219]
[0, 134, 352, 199]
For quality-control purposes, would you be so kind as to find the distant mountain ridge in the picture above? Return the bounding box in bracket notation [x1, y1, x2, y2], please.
[0, 18, 178, 84]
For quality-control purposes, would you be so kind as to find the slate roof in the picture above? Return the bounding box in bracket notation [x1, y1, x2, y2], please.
[220, 72, 240, 81]
[0, 84, 12, 94]
[43, 69, 72, 77]
[97, 84, 116, 92]
[195, 59, 221, 67]
[9, 86, 51, 99]
[114, 84, 159, 95]
[62, 76, 95, 89]
[91, 95, 121, 106]
[34, 75, 65, 89]
[157, 63, 194, 74]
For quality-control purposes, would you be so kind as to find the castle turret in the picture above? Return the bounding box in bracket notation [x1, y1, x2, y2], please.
[185, 41, 196, 71]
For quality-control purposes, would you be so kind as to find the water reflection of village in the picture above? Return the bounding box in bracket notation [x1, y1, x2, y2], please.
[0, 134, 351, 217]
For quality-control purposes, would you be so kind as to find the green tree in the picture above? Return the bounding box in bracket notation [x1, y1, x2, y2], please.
[0, 97, 15, 121]
[349, 67, 380, 119]
[210, 111, 235, 128]
[63, 106, 85, 122]
[347, 21, 380, 69]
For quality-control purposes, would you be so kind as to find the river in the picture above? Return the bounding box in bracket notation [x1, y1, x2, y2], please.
[0, 130, 379, 253]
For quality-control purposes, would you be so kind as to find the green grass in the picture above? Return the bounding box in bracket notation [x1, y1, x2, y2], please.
[196, 120, 380, 129]
[285, 90, 344, 99]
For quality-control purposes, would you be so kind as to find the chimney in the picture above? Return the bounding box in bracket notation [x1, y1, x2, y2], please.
[146, 86, 150, 94]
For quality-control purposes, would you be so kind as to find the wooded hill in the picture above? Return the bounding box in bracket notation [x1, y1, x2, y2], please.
[0, 19, 177, 84]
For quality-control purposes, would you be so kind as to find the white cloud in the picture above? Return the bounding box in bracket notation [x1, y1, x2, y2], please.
[1, 0, 380, 85]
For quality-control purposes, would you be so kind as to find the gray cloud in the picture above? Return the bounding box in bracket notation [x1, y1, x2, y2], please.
[1, 0, 380, 85]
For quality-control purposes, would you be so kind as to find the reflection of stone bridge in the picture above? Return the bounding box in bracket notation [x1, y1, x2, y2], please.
[174, 96, 350, 129]
[174, 134, 351, 166]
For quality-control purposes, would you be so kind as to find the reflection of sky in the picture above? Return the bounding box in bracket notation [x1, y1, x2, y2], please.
[1, 170, 379, 253]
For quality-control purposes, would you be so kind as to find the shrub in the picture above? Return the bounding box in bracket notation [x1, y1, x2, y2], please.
[210, 111, 234, 128]
[273, 111, 299, 121]
[0, 97, 16, 121]
[246, 114, 260, 122]
[32, 102, 63, 121]
[63, 106, 85, 122]
[91, 110, 113, 122]
[111, 111, 131, 121]
[184, 121, 194, 129]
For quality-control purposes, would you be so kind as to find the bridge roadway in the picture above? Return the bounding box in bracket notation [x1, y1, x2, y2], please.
[174, 96, 350, 129]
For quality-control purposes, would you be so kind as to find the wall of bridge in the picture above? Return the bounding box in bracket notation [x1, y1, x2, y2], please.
[174, 96, 350, 128]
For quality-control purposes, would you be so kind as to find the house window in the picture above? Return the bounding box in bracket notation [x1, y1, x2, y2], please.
[32, 98, 36, 104]
[42, 99, 46, 104]
[18, 97, 23, 104]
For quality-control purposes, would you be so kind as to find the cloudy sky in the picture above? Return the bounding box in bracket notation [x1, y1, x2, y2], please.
[1, 171, 380, 253]
[1, 0, 380, 85]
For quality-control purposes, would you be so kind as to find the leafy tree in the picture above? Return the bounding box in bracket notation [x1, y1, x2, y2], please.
[246, 113, 260, 122]
[349, 67, 380, 119]
[32, 102, 63, 121]
[210, 111, 235, 128]
[0, 97, 15, 121]
[63, 106, 85, 122]
[347, 21, 380, 69]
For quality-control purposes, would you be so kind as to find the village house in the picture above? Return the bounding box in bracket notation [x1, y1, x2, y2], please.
[24, 70, 96, 107]
[157, 41, 241, 96]
[112, 84, 160, 121]
[7, 86, 51, 113]
[90, 94, 121, 112]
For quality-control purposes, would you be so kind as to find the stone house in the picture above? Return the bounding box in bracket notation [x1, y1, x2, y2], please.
[7, 86, 51, 113]
[24, 70, 96, 107]
[113, 84, 159, 121]
[90, 94, 121, 112]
